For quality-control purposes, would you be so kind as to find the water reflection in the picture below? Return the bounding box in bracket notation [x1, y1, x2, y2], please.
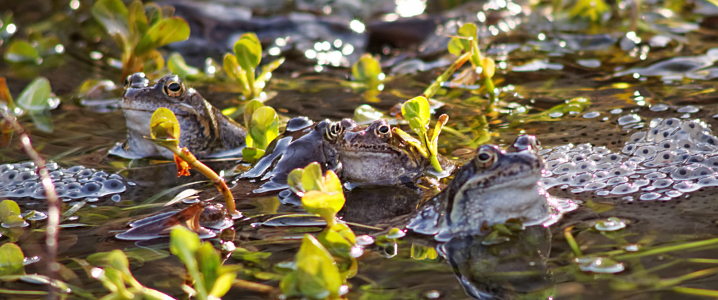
[440, 226, 554, 299]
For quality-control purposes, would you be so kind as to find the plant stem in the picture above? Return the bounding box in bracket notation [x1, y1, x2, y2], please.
[422, 52, 471, 99]
[0, 109, 60, 300]
[564, 226, 583, 257]
[247, 69, 257, 100]
[615, 238, 718, 260]
[168, 146, 238, 215]
[672, 287, 718, 297]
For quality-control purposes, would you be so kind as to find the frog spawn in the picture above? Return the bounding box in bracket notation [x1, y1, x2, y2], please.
[541, 118, 718, 201]
[0, 162, 126, 202]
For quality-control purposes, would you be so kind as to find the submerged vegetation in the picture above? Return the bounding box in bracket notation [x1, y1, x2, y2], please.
[4, 0, 718, 298]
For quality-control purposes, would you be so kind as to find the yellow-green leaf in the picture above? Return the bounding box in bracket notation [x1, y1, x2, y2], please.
[241, 147, 265, 163]
[287, 168, 305, 194]
[127, 0, 148, 38]
[134, 17, 190, 56]
[352, 54, 382, 83]
[149, 107, 180, 141]
[243, 99, 263, 130]
[302, 162, 324, 193]
[4, 40, 40, 64]
[91, 0, 130, 46]
[249, 106, 279, 150]
[233, 33, 262, 71]
[0, 243, 25, 276]
[209, 272, 236, 298]
[293, 234, 342, 299]
[302, 190, 345, 222]
[167, 52, 200, 79]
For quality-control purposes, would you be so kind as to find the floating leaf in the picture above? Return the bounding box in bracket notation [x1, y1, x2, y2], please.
[233, 33, 262, 71]
[16, 77, 52, 111]
[241, 147, 265, 163]
[0, 200, 27, 228]
[149, 107, 180, 141]
[0, 243, 25, 276]
[352, 54, 382, 83]
[4, 41, 40, 64]
[302, 190, 345, 223]
[134, 17, 190, 56]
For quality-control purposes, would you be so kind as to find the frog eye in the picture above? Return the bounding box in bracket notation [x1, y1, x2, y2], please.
[324, 122, 344, 141]
[474, 148, 498, 168]
[374, 124, 391, 137]
[163, 80, 183, 97]
[123, 75, 131, 88]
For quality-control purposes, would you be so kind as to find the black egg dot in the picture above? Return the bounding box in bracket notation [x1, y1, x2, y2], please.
[663, 132, 669, 137]
[643, 149, 649, 154]
[663, 154, 670, 159]
[667, 120, 673, 125]
[679, 169, 687, 175]
[664, 144, 670, 148]
[611, 155, 617, 160]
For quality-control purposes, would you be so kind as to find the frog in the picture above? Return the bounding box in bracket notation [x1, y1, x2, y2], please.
[111, 72, 247, 159]
[407, 135, 577, 241]
[242, 117, 454, 194]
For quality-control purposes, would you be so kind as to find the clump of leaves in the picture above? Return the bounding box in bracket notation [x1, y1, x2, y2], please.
[351, 54, 385, 102]
[0, 243, 71, 296]
[448, 23, 497, 101]
[507, 97, 592, 127]
[0, 76, 59, 133]
[170, 226, 240, 300]
[283, 162, 360, 298]
[400, 96, 448, 173]
[280, 234, 345, 300]
[75, 249, 173, 299]
[223, 33, 285, 100]
[147, 107, 238, 215]
[3, 32, 64, 77]
[91, 0, 190, 79]
[241, 100, 279, 163]
[565, 0, 610, 23]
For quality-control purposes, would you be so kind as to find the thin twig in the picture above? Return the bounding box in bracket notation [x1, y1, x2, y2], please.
[0, 110, 60, 300]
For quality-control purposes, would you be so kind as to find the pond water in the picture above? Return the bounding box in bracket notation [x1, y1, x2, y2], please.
[3, 0, 718, 299]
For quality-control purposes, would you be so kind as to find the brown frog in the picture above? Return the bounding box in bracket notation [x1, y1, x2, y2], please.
[111, 72, 246, 159]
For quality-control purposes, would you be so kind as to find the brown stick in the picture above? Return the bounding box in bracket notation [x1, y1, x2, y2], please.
[170, 147, 238, 215]
[0, 110, 60, 300]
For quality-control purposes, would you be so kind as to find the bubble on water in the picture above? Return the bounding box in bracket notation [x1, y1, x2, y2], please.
[697, 176, 718, 187]
[597, 190, 610, 196]
[677, 105, 699, 113]
[583, 182, 606, 190]
[594, 217, 627, 231]
[665, 190, 683, 198]
[583, 111, 601, 118]
[618, 114, 641, 125]
[650, 104, 669, 112]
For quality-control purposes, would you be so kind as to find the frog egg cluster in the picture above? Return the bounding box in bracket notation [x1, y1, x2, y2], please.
[0, 162, 126, 202]
[541, 118, 718, 201]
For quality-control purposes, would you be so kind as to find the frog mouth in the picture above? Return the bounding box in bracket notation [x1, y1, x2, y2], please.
[122, 107, 192, 117]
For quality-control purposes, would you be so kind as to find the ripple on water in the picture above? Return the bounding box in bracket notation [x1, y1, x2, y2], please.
[544, 118, 718, 200]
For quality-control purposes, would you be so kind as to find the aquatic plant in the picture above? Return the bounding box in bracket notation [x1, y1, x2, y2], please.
[282, 162, 360, 298]
[447, 23, 497, 101]
[0, 77, 59, 133]
[170, 226, 240, 300]
[91, 0, 190, 79]
[508, 97, 592, 127]
[75, 249, 173, 299]
[3, 33, 64, 77]
[0, 242, 71, 297]
[400, 96, 448, 173]
[351, 54, 385, 102]
[147, 107, 238, 215]
[280, 234, 346, 300]
[241, 100, 279, 163]
[223, 33, 285, 100]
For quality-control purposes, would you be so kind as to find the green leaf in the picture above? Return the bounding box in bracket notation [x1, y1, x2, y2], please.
[447, 37, 464, 56]
[16, 77, 52, 111]
[243, 99, 263, 130]
[301, 162, 324, 193]
[242, 147, 265, 163]
[209, 272, 236, 298]
[0, 200, 22, 221]
[223, 54, 250, 92]
[287, 168, 305, 194]
[127, 0, 149, 38]
[167, 52, 200, 79]
[169, 226, 201, 266]
[317, 222, 356, 259]
[281, 234, 342, 299]
[91, 0, 130, 51]
[4, 41, 40, 64]
[134, 17, 190, 56]
[0, 243, 25, 276]
[352, 54, 382, 83]
[196, 242, 220, 290]
[302, 190, 344, 223]
[233, 33, 262, 71]
[231, 248, 272, 265]
[28, 110, 54, 133]
[256, 57, 285, 86]
[401, 96, 430, 129]
[249, 106, 279, 150]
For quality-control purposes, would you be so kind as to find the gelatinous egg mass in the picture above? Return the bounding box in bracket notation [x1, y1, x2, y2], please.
[0, 161, 126, 201]
[541, 118, 718, 201]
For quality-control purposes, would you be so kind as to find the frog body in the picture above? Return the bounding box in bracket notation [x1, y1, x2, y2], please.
[112, 72, 246, 159]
